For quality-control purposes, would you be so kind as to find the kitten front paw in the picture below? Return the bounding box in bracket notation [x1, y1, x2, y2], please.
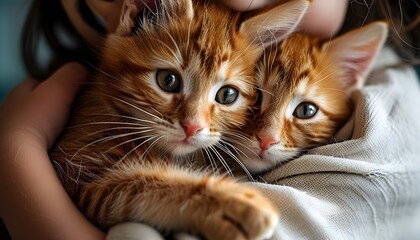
[200, 186, 279, 240]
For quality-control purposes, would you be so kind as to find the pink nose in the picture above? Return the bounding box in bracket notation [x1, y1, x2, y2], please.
[256, 133, 279, 151]
[181, 120, 204, 138]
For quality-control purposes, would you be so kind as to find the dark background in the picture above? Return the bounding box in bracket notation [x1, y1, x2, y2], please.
[0, 1, 30, 101]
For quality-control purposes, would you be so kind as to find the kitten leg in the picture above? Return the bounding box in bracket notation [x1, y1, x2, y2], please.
[79, 162, 279, 240]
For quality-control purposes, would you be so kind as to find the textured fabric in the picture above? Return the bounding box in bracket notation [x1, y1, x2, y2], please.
[253, 48, 420, 240]
[107, 48, 420, 240]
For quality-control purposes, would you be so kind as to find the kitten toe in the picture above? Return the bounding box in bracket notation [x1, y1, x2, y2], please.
[222, 191, 279, 240]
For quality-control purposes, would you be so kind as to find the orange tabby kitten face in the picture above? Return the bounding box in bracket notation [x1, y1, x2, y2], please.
[90, 0, 308, 158]
[231, 23, 388, 173]
[97, 1, 258, 157]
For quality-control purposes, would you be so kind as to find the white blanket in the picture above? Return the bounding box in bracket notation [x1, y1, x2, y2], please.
[107, 48, 420, 240]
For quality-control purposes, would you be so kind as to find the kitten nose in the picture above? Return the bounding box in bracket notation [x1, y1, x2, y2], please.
[256, 133, 279, 151]
[181, 120, 204, 138]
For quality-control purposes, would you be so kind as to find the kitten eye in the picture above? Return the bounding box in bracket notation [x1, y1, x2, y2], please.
[293, 102, 318, 119]
[215, 86, 239, 105]
[156, 70, 181, 93]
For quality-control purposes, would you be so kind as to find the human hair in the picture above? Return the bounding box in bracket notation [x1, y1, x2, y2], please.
[21, 0, 419, 79]
[340, 0, 420, 64]
[21, 0, 99, 80]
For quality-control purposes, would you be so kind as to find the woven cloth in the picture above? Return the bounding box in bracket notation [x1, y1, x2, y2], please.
[107, 48, 420, 240]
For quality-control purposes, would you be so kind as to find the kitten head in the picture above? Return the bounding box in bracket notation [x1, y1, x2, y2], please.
[232, 22, 388, 173]
[94, 0, 309, 157]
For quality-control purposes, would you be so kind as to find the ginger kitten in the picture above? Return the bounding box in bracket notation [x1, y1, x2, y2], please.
[229, 22, 388, 174]
[50, 0, 309, 239]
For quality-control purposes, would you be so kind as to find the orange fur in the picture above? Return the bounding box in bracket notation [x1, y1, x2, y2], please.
[229, 22, 388, 174]
[49, 0, 310, 238]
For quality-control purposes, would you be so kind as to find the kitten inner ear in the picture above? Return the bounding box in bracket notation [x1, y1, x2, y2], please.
[239, 0, 309, 50]
[113, 0, 194, 36]
[160, 0, 194, 21]
[323, 22, 388, 91]
[114, 0, 137, 35]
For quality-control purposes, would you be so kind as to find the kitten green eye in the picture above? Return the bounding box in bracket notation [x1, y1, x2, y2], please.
[215, 86, 239, 105]
[156, 70, 181, 93]
[293, 102, 318, 119]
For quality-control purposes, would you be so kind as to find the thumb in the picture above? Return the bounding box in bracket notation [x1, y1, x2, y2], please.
[31, 63, 91, 148]
[35, 62, 90, 108]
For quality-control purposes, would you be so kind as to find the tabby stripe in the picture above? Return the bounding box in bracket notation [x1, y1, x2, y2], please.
[320, 108, 347, 122]
[297, 68, 310, 80]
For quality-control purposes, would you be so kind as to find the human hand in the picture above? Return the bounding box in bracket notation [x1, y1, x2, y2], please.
[0, 63, 104, 240]
[0, 63, 88, 150]
[217, 0, 286, 11]
[218, 0, 349, 40]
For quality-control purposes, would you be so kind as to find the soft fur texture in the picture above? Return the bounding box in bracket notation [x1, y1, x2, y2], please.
[50, 0, 309, 239]
[229, 22, 388, 174]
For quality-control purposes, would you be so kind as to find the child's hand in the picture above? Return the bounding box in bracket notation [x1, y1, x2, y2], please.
[218, 0, 283, 11]
[0, 63, 104, 240]
[218, 0, 348, 39]
[0, 63, 87, 150]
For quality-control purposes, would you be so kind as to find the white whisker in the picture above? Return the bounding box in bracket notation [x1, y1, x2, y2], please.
[223, 131, 254, 143]
[105, 133, 156, 153]
[203, 148, 218, 173]
[141, 136, 165, 159]
[220, 138, 259, 160]
[117, 135, 160, 163]
[68, 121, 152, 130]
[106, 95, 163, 120]
[209, 146, 233, 178]
[215, 143, 255, 181]
[70, 130, 153, 162]
[93, 113, 159, 125]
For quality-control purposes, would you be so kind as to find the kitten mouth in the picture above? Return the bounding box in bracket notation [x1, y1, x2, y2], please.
[170, 140, 200, 156]
[258, 150, 266, 159]
[170, 138, 194, 147]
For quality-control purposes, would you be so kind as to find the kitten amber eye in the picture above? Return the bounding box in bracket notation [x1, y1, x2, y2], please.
[156, 70, 181, 93]
[293, 102, 318, 119]
[215, 86, 239, 105]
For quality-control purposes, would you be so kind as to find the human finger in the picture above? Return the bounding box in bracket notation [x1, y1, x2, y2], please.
[29, 62, 91, 148]
[219, 0, 286, 11]
[2, 78, 39, 105]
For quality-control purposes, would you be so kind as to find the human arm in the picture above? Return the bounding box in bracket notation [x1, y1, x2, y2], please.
[0, 63, 105, 240]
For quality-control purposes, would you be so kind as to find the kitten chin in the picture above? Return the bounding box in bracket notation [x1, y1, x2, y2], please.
[143, 121, 222, 157]
[164, 137, 217, 157]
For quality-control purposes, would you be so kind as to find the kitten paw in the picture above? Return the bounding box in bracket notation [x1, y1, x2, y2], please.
[202, 187, 279, 240]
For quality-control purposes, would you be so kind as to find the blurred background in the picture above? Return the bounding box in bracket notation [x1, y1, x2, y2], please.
[0, 0, 30, 102]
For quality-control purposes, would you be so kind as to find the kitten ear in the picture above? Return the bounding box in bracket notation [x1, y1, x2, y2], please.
[114, 0, 194, 35]
[160, 0, 194, 21]
[239, 0, 309, 49]
[323, 22, 388, 91]
[114, 0, 142, 35]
